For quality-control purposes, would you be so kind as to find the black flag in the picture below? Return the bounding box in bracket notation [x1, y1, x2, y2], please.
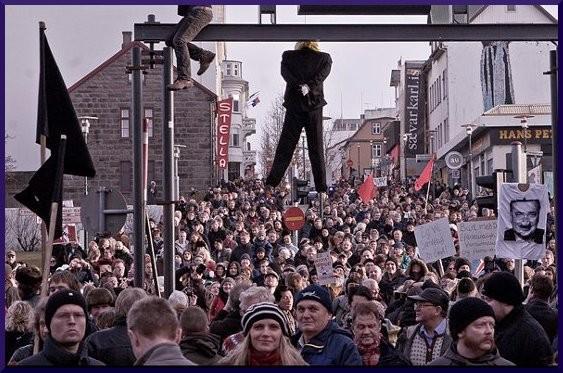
[15, 27, 96, 239]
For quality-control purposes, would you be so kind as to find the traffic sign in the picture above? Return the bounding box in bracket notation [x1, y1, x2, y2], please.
[283, 207, 305, 231]
[445, 151, 464, 170]
[81, 189, 128, 235]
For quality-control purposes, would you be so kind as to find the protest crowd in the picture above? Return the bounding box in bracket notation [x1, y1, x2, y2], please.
[4, 177, 558, 366]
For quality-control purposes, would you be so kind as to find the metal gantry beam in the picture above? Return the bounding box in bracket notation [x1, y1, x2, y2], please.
[134, 23, 558, 43]
[298, 5, 431, 15]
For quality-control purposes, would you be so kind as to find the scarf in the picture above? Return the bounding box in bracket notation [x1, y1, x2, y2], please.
[355, 337, 381, 366]
[247, 346, 282, 366]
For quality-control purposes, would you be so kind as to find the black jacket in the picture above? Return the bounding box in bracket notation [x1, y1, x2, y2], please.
[85, 316, 135, 366]
[525, 298, 558, 344]
[495, 305, 553, 366]
[5, 330, 33, 362]
[429, 344, 514, 366]
[281, 48, 332, 112]
[18, 336, 104, 366]
[209, 309, 242, 342]
[179, 333, 222, 365]
[374, 339, 412, 367]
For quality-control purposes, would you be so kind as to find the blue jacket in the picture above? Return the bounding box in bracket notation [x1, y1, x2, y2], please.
[292, 320, 362, 366]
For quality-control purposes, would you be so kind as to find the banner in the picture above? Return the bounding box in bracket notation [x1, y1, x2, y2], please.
[458, 220, 497, 260]
[404, 61, 425, 157]
[414, 217, 456, 263]
[216, 98, 233, 169]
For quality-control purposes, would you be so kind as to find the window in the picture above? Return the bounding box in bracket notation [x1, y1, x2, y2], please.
[120, 161, 132, 192]
[231, 93, 240, 112]
[144, 108, 154, 137]
[234, 64, 239, 76]
[372, 122, 381, 135]
[247, 142, 251, 151]
[349, 123, 357, 131]
[437, 77, 441, 105]
[120, 108, 130, 138]
[226, 63, 231, 75]
[373, 144, 382, 158]
[231, 129, 240, 147]
[443, 69, 448, 99]
[444, 117, 449, 143]
[507, 5, 516, 12]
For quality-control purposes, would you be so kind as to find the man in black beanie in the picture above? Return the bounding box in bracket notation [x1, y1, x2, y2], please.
[19, 290, 104, 366]
[482, 271, 553, 366]
[429, 297, 514, 366]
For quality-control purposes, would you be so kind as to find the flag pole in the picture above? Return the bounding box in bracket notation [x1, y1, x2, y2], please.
[39, 21, 48, 283]
[423, 154, 435, 215]
[39, 135, 67, 299]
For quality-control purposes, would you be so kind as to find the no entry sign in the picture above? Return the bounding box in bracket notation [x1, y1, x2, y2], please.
[283, 207, 305, 231]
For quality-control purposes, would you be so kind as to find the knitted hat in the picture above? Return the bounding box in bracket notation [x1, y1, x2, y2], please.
[294, 284, 332, 313]
[241, 302, 290, 336]
[240, 253, 251, 262]
[45, 290, 88, 331]
[482, 271, 525, 306]
[449, 297, 495, 340]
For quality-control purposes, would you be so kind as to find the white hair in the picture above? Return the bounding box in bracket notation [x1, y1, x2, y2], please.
[168, 290, 189, 308]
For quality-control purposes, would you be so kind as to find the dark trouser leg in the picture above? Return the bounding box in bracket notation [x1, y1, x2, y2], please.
[265, 110, 304, 187]
[304, 108, 327, 192]
[171, 8, 213, 80]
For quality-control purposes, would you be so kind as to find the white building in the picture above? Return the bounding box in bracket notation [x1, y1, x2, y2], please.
[220, 60, 257, 181]
[424, 5, 556, 191]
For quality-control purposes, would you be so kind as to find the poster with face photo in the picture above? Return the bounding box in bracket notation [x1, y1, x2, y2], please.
[496, 183, 549, 260]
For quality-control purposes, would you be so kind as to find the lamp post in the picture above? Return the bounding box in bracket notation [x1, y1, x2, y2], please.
[428, 130, 437, 199]
[78, 116, 97, 252]
[357, 144, 361, 179]
[369, 140, 374, 176]
[462, 124, 475, 198]
[515, 114, 534, 155]
[301, 133, 307, 180]
[173, 144, 187, 200]
[401, 133, 410, 185]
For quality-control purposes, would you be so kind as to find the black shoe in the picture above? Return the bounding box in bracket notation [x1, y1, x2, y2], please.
[197, 51, 216, 76]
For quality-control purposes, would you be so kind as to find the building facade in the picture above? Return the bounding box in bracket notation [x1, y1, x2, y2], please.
[220, 60, 257, 181]
[424, 5, 556, 193]
[64, 33, 217, 204]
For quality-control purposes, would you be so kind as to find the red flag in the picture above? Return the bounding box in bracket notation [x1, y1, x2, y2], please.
[358, 174, 377, 202]
[414, 156, 435, 191]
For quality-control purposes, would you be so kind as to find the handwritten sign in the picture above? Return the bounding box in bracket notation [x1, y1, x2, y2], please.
[458, 220, 497, 260]
[314, 251, 337, 285]
[374, 177, 387, 187]
[414, 218, 456, 262]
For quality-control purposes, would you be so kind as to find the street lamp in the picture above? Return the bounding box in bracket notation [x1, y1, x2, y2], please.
[78, 116, 98, 196]
[173, 144, 187, 200]
[78, 115, 97, 253]
[462, 124, 475, 198]
[301, 133, 307, 180]
[515, 114, 534, 154]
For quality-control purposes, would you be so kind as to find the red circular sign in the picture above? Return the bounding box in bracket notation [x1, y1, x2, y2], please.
[283, 207, 306, 231]
[346, 159, 354, 167]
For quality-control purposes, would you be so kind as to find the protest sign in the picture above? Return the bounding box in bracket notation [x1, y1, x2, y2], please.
[458, 219, 497, 260]
[314, 251, 337, 285]
[496, 183, 549, 260]
[374, 177, 387, 187]
[414, 217, 456, 263]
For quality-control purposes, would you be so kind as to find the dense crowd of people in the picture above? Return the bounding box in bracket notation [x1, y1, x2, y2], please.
[4, 177, 558, 366]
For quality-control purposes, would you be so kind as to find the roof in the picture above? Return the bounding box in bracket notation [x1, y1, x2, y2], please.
[68, 41, 217, 98]
[483, 104, 551, 116]
[469, 5, 558, 24]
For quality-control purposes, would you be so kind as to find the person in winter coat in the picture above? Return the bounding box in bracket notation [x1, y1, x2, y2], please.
[379, 257, 407, 305]
[429, 297, 514, 366]
[127, 297, 194, 366]
[291, 285, 362, 365]
[208, 277, 235, 322]
[18, 290, 104, 366]
[481, 271, 553, 366]
[5, 301, 34, 362]
[351, 301, 411, 366]
[86, 287, 147, 366]
[209, 281, 253, 343]
[179, 307, 221, 365]
[218, 302, 307, 366]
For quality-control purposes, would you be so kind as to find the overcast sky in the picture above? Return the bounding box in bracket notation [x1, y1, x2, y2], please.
[4, 5, 557, 171]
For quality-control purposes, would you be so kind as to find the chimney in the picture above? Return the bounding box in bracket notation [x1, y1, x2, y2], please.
[122, 31, 132, 49]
